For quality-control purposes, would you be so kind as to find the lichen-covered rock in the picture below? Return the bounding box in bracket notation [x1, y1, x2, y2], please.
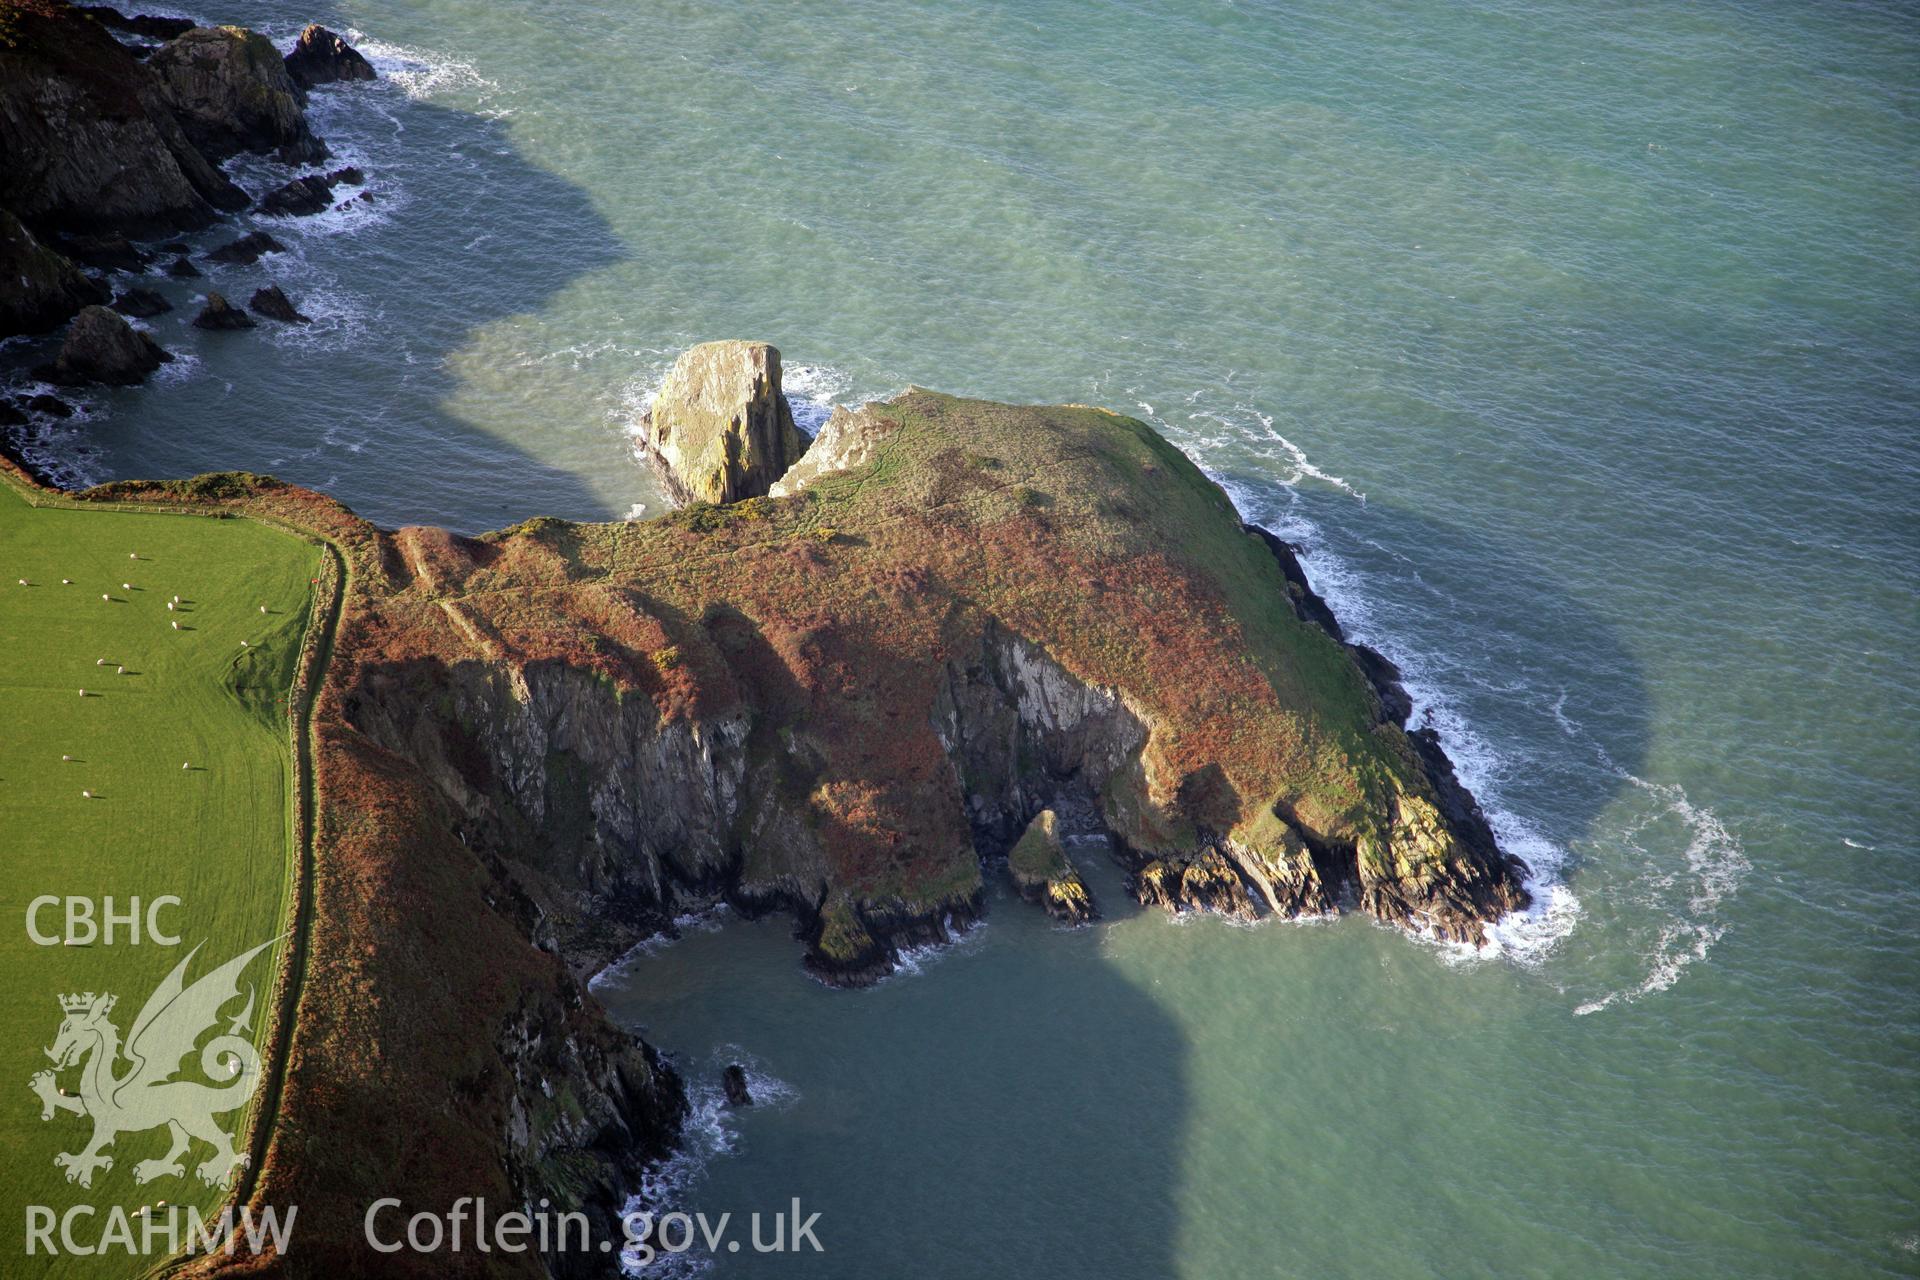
[0, 210, 106, 337]
[147, 25, 324, 164]
[0, 2, 248, 235]
[636, 340, 807, 505]
[38, 304, 170, 385]
[1007, 810, 1097, 924]
[248, 284, 309, 324]
[282, 23, 377, 90]
[191, 291, 254, 329]
[769, 402, 897, 497]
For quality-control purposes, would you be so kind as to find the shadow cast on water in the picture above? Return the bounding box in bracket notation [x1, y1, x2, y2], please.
[596, 874, 1188, 1280]
[8, 84, 632, 533]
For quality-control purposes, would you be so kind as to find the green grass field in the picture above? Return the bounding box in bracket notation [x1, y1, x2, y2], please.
[0, 475, 320, 1276]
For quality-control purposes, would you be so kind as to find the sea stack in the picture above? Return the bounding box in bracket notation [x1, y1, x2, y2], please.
[636, 340, 808, 505]
[283, 24, 378, 89]
[39, 305, 171, 385]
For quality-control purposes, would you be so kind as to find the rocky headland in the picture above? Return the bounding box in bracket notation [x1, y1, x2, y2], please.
[0, 7, 1532, 1271]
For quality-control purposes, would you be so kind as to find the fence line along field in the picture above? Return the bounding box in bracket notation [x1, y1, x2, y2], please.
[0, 474, 319, 1276]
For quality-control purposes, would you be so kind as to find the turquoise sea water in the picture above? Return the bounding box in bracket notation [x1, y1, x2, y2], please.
[8, 1, 1916, 1275]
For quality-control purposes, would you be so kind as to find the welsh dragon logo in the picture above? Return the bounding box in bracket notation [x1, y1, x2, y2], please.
[29, 939, 276, 1190]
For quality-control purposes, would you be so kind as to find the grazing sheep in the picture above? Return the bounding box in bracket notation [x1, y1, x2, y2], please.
[81, 790, 92, 799]
[182, 762, 190, 770]
[95, 658, 107, 666]
[116, 666, 126, 675]
[171, 621, 180, 630]
[61, 578, 71, 585]
[61, 754, 71, 762]
[122, 582, 132, 590]
[77, 689, 86, 697]
[101, 594, 110, 601]
[259, 605, 267, 614]
[167, 602, 175, 611]
[240, 640, 249, 648]
[17, 578, 27, 586]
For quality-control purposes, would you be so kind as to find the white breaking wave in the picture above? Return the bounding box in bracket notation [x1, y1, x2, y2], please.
[618, 1047, 799, 1278]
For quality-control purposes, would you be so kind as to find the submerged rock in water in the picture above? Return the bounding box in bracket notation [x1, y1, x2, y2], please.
[1007, 810, 1098, 924]
[192, 291, 255, 330]
[635, 340, 808, 505]
[283, 24, 378, 90]
[38, 305, 170, 385]
[0, 211, 108, 338]
[721, 1065, 753, 1107]
[24, 393, 76, 419]
[248, 285, 309, 324]
[148, 25, 325, 164]
[205, 230, 285, 265]
[165, 254, 202, 278]
[111, 287, 173, 319]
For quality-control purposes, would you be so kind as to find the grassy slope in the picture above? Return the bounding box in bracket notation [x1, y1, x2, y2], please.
[0, 474, 318, 1277]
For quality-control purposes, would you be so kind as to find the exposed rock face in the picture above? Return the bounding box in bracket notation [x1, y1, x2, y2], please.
[768, 402, 896, 497]
[148, 25, 324, 164]
[205, 229, 284, 264]
[722, 1064, 753, 1107]
[636, 340, 808, 505]
[1007, 809, 1097, 924]
[283, 23, 377, 89]
[110, 286, 172, 319]
[164, 254, 200, 278]
[248, 284, 309, 323]
[191, 291, 254, 329]
[54, 231, 149, 273]
[0, 209, 106, 337]
[0, 2, 247, 235]
[39, 304, 169, 385]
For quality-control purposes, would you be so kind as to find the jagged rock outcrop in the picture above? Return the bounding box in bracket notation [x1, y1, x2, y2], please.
[283, 23, 377, 89]
[722, 1064, 753, 1106]
[206, 229, 284, 264]
[147, 25, 324, 164]
[37, 303, 169, 385]
[1007, 809, 1097, 923]
[164, 253, 200, 277]
[0, 208, 106, 337]
[248, 284, 309, 323]
[257, 172, 335, 217]
[0, 1, 247, 234]
[636, 340, 808, 505]
[192, 290, 254, 329]
[110, 286, 171, 318]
